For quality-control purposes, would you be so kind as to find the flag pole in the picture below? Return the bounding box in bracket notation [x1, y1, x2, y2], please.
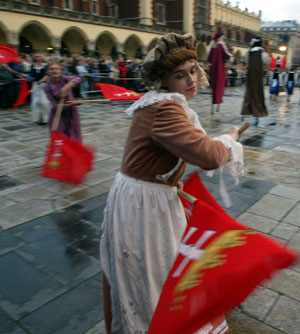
[67, 99, 110, 104]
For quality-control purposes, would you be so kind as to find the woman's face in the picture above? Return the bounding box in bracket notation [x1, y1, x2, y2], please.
[164, 59, 198, 101]
[48, 64, 61, 79]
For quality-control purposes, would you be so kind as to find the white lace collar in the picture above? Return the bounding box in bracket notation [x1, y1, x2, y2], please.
[125, 90, 189, 116]
[125, 89, 206, 134]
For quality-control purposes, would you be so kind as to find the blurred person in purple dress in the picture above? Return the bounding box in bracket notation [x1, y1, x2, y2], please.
[44, 62, 82, 142]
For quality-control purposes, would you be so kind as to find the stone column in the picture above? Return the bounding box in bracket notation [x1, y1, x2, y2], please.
[115, 42, 124, 59]
[7, 30, 19, 48]
[139, 0, 153, 25]
[51, 36, 61, 55]
[183, 0, 195, 34]
[87, 39, 96, 56]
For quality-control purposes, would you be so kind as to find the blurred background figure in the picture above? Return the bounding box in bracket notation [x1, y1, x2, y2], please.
[75, 57, 89, 98]
[285, 67, 295, 102]
[208, 32, 233, 114]
[30, 53, 49, 124]
[269, 68, 281, 101]
[241, 36, 270, 126]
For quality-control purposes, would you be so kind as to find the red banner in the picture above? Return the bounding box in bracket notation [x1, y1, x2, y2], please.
[0, 45, 21, 64]
[11, 79, 30, 109]
[269, 56, 277, 69]
[41, 131, 95, 185]
[94, 83, 142, 101]
[149, 173, 298, 334]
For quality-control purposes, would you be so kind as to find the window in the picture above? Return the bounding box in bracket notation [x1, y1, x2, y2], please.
[91, 0, 98, 15]
[195, 0, 208, 25]
[64, 0, 72, 10]
[30, 0, 40, 4]
[111, 4, 118, 18]
[156, 4, 166, 25]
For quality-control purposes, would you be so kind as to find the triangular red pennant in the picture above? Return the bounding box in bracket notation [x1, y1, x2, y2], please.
[94, 83, 142, 101]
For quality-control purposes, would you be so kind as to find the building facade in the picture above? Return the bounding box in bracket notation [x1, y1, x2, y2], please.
[0, 0, 283, 62]
[262, 20, 300, 68]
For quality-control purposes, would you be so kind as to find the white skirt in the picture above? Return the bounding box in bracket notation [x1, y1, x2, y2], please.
[100, 172, 187, 334]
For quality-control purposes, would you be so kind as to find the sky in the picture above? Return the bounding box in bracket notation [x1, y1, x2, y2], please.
[224, 0, 300, 23]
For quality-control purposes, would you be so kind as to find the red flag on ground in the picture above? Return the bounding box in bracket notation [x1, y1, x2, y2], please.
[281, 56, 287, 70]
[11, 79, 30, 108]
[0, 45, 21, 64]
[41, 131, 95, 185]
[269, 56, 277, 69]
[94, 83, 142, 101]
[149, 173, 298, 334]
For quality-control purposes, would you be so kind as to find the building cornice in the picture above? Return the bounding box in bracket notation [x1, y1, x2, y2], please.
[0, 0, 182, 36]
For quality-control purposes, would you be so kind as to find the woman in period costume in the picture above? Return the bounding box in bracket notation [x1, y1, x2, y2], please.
[100, 33, 243, 334]
[208, 32, 233, 114]
[44, 62, 82, 142]
[241, 37, 270, 126]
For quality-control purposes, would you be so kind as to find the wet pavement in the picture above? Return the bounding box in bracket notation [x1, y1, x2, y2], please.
[1, 86, 300, 334]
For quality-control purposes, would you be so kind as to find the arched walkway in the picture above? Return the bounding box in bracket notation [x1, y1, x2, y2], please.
[61, 27, 87, 56]
[96, 31, 117, 59]
[19, 21, 51, 54]
[123, 34, 143, 59]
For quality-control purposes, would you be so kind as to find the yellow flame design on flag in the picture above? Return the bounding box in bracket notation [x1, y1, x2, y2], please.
[170, 229, 256, 311]
[48, 160, 60, 169]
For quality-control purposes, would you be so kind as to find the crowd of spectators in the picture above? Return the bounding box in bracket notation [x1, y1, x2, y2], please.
[1, 52, 300, 110]
[0, 53, 147, 109]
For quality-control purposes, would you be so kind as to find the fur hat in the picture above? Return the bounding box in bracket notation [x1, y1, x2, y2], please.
[142, 33, 198, 85]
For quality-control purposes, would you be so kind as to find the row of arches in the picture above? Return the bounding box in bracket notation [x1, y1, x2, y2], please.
[0, 20, 156, 58]
[0, 19, 244, 62]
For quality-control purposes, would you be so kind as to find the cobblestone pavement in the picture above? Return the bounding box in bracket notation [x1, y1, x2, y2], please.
[0, 87, 300, 334]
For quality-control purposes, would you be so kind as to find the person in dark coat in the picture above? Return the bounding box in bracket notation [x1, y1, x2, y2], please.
[241, 37, 270, 126]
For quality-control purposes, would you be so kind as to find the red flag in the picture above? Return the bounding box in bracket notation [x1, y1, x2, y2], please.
[149, 173, 298, 334]
[269, 56, 277, 69]
[0, 45, 21, 64]
[41, 131, 95, 185]
[281, 56, 287, 70]
[94, 83, 142, 101]
[11, 79, 30, 108]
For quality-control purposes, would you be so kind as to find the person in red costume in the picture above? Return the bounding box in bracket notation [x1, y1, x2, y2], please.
[118, 60, 129, 87]
[208, 32, 233, 114]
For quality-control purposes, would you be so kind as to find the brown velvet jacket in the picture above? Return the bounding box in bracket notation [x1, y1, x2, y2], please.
[121, 100, 230, 186]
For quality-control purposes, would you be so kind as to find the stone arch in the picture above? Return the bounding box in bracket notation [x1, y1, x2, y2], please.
[147, 38, 159, 52]
[19, 21, 52, 54]
[61, 26, 88, 56]
[123, 34, 143, 59]
[95, 31, 117, 59]
[0, 21, 8, 44]
[235, 50, 241, 64]
[197, 42, 207, 62]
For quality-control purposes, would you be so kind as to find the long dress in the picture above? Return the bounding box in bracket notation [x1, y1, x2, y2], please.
[44, 75, 82, 142]
[100, 90, 243, 334]
[241, 48, 270, 117]
[208, 42, 232, 104]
